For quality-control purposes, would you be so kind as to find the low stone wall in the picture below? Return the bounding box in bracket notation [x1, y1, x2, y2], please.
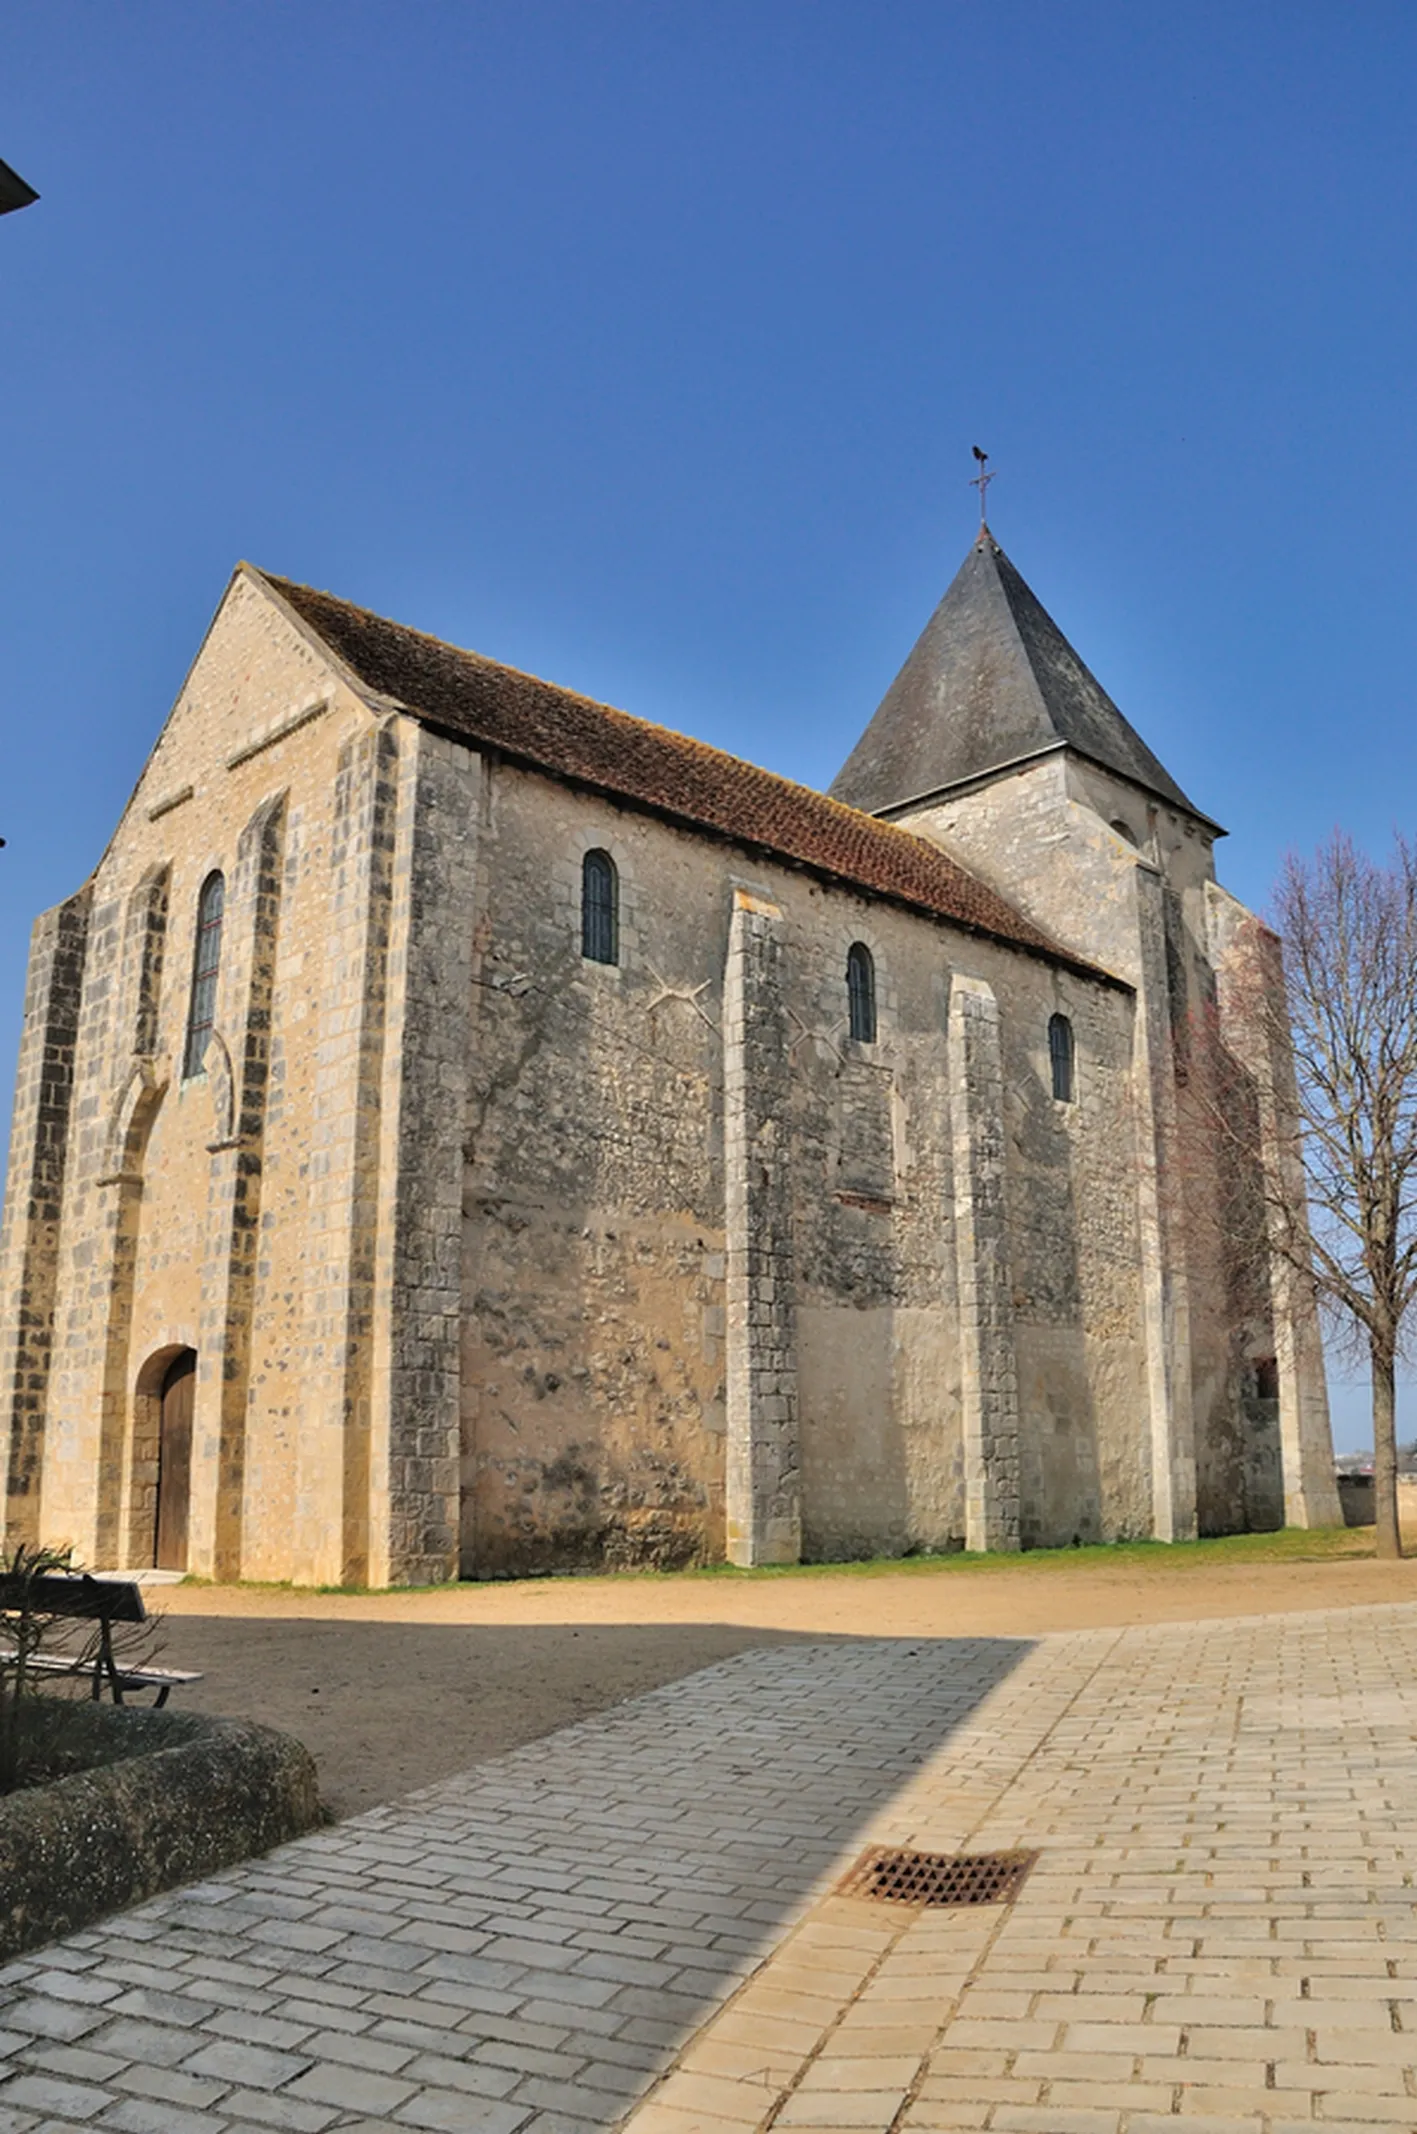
[0, 1705, 320, 1959]
[1335, 1474, 1417, 1528]
[1338, 1473, 1375, 1526]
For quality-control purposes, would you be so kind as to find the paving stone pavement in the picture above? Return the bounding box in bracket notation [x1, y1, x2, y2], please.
[7, 1606, 1417, 2134]
[0, 1636, 1027, 2134]
[625, 1603, 1417, 2134]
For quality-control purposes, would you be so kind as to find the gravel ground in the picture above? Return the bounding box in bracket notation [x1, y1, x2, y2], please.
[150, 1540, 1417, 1817]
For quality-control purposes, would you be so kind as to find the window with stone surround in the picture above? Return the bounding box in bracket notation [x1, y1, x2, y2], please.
[847, 941, 876, 1043]
[1049, 1011, 1074, 1103]
[183, 870, 225, 1078]
[581, 848, 618, 965]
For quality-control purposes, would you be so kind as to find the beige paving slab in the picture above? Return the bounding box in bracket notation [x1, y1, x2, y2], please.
[623, 1602, 1417, 2134]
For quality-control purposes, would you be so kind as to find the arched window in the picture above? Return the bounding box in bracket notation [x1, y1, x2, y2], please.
[581, 849, 618, 965]
[183, 871, 225, 1078]
[847, 942, 876, 1044]
[1049, 1012, 1075, 1103]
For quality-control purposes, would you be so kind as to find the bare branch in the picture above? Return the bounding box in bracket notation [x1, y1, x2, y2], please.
[1195, 833, 1417, 1557]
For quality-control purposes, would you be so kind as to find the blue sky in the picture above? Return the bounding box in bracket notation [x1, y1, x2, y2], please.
[3, 3, 1414, 1451]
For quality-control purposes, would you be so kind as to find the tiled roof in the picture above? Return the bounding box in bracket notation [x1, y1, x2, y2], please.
[257, 568, 1116, 982]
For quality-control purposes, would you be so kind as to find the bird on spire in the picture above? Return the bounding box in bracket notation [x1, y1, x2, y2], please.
[969, 446, 995, 529]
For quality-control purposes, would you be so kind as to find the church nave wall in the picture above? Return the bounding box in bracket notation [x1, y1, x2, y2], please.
[454, 756, 1151, 1575]
[459, 764, 728, 1576]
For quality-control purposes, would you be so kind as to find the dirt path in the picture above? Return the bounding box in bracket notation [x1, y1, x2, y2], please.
[152, 1544, 1417, 1818]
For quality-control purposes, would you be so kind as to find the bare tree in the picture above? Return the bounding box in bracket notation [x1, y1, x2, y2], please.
[1266, 833, 1417, 1558]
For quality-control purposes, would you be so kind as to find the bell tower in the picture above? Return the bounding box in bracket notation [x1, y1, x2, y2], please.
[830, 529, 1340, 1541]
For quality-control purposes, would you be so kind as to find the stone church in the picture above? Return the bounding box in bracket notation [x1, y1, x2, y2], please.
[0, 528, 1340, 1586]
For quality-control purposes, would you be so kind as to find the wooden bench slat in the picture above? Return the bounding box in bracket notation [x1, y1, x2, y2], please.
[4, 1653, 203, 1686]
[0, 1574, 147, 1624]
[0, 1646, 203, 1708]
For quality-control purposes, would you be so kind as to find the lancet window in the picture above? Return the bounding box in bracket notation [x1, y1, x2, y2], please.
[183, 871, 225, 1078]
[581, 849, 619, 965]
[847, 941, 876, 1044]
[1049, 1011, 1075, 1103]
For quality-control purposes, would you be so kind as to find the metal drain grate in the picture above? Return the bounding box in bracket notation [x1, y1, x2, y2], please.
[840, 1845, 1037, 1908]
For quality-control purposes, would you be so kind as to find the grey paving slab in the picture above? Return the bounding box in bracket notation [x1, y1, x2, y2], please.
[0, 1638, 1026, 2134]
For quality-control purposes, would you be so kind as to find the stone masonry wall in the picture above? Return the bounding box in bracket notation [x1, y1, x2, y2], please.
[0, 572, 485, 1584]
[458, 769, 729, 1576]
[1207, 883, 1342, 1529]
[368, 725, 480, 1587]
[906, 748, 1335, 1540]
[459, 757, 1147, 1574]
[192, 792, 286, 1581]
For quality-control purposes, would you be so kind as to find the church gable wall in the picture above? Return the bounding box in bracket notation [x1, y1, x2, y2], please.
[13, 575, 396, 1578]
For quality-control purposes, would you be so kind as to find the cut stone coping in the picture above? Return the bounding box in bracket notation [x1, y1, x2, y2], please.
[0, 1703, 320, 1958]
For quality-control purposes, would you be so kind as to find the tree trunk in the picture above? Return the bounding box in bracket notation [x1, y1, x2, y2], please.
[1371, 1333, 1402, 1559]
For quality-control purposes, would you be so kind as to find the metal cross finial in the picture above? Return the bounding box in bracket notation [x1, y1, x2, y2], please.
[969, 445, 994, 527]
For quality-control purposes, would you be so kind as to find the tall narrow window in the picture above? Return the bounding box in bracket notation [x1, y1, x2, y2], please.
[1049, 1012, 1074, 1103]
[847, 942, 876, 1043]
[183, 871, 225, 1077]
[581, 849, 618, 965]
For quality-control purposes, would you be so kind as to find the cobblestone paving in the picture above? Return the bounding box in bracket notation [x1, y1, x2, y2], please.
[0, 1638, 1026, 2134]
[628, 1603, 1417, 2134]
[9, 1606, 1417, 2134]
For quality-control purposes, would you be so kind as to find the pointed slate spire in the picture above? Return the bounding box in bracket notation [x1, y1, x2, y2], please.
[830, 530, 1213, 825]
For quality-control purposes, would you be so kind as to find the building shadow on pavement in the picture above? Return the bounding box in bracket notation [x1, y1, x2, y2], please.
[168, 1617, 820, 1817]
[45, 1627, 1034, 2133]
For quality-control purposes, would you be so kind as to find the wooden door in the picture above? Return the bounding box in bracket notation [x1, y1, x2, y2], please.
[155, 1351, 195, 1571]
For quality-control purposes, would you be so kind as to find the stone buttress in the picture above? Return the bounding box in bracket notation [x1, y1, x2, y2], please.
[947, 974, 1021, 1551]
[0, 889, 91, 1546]
[723, 888, 801, 1566]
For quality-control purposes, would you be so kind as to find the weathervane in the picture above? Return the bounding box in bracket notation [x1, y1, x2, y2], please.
[969, 445, 995, 528]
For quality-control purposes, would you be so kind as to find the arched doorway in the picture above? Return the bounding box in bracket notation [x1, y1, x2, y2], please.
[154, 1349, 196, 1571]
